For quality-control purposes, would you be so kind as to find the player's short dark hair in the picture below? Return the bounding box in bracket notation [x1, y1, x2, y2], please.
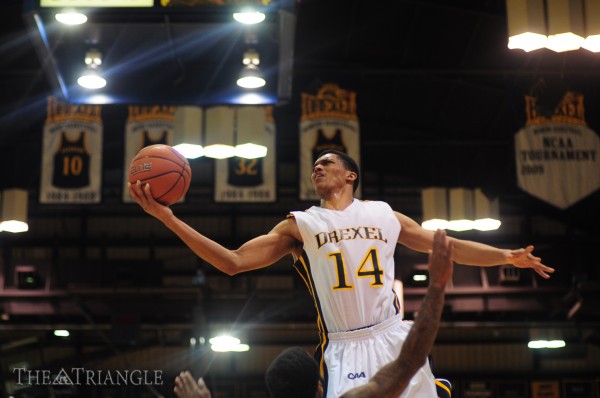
[317, 149, 360, 193]
[265, 347, 321, 398]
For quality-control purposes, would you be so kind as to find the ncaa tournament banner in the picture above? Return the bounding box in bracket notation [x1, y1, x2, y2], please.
[515, 92, 600, 209]
[214, 106, 276, 203]
[299, 83, 361, 201]
[122, 105, 174, 203]
[40, 96, 103, 204]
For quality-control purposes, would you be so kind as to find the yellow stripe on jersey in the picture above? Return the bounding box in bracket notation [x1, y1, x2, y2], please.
[435, 379, 452, 398]
[294, 252, 329, 381]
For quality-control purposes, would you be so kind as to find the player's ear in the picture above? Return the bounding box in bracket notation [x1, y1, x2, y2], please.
[346, 171, 357, 185]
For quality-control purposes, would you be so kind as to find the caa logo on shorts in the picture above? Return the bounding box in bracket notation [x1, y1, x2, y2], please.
[347, 372, 366, 380]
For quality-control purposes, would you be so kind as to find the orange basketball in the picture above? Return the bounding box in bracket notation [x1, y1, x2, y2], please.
[128, 144, 191, 206]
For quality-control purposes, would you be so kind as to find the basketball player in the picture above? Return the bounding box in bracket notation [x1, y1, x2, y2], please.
[129, 149, 554, 397]
[174, 229, 454, 398]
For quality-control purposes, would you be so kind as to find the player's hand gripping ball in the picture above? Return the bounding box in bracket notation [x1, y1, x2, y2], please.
[128, 144, 191, 206]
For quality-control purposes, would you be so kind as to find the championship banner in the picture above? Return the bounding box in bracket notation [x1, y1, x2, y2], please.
[122, 105, 175, 202]
[515, 92, 600, 209]
[299, 83, 361, 201]
[40, 97, 103, 204]
[214, 106, 276, 203]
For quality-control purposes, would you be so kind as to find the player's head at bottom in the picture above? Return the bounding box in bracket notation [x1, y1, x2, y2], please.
[265, 347, 324, 398]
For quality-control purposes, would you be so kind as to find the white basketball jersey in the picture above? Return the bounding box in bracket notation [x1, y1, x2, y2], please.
[291, 199, 401, 335]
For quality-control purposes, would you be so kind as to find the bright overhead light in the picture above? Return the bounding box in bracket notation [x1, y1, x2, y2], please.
[78, 68, 107, 89]
[78, 49, 106, 89]
[54, 329, 70, 337]
[473, 218, 502, 231]
[528, 339, 566, 349]
[237, 65, 266, 89]
[582, 34, 600, 52]
[235, 143, 267, 159]
[173, 143, 204, 159]
[233, 11, 265, 25]
[1, 189, 29, 233]
[209, 335, 249, 352]
[421, 219, 449, 231]
[446, 219, 474, 232]
[203, 144, 236, 159]
[209, 335, 240, 346]
[55, 9, 87, 25]
[508, 32, 548, 52]
[545, 32, 584, 52]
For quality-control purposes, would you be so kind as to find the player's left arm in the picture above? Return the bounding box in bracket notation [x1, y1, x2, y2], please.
[395, 212, 555, 278]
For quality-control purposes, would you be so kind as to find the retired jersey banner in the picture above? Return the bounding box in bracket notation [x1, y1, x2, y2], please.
[214, 106, 276, 202]
[515, 92, 600, 209]
[299, 83, 361, 201]
[122, 105, 174, 203]
[40, 97, 103, 204]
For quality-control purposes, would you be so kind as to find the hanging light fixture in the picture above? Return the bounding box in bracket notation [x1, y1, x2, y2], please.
[204, 107, 236, 159]
[447, 188, 475, 232]
[235, 106, 267, 159]
[582, 0, 600, 51]
[473, 188, 501, 231]
[421, 188, 449, 231]
[545, 0, 585, 52]
[209, 335, 250, 352]
[421, 187, 501, 232]
[77, 49, 106, 89]
[0, 189, 29, 233]
[55, 9, 87, 25]
[237, 50, 265, 89]
[233, 9, 265, 25]
[173, 106, 204, 159]
[506, 0, 548, 52]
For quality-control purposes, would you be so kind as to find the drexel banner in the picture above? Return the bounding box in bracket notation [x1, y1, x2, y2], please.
[122, 105, 174, 203]
[515, 92, 600, 209]
[299, 83, 361, 201]
[40, 97, 103, 204]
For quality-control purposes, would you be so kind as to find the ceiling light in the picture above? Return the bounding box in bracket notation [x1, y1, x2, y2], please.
[447, 188, 475, 231]
[85, 49, 102, 67]
[235, 143, 267, 159]
[237, 65, 266, 89]
[55, 9, 87, 25]
[233, 10, 266, 25]
[421, 188, 449, 231]
[545, 0, 585, 52]
[582, 0, 600, 51]
[173, 106, 204, 159]
[243, 49, 260, 66]
[77, 68, 107, 89]
[505, 0, 547, 51]
[78, 49, 106, 89]
[473, 188, 501, 231]
[528, 339, 566, 349]
[582, 35, 600, 52]
[54, 330, 70, 337]
[0, 189, 28, 233]
[209, 335, 250, 352]
[203, 144, 236, 159]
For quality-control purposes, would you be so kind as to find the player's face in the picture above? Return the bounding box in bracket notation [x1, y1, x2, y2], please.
[311, 153, 350, 195]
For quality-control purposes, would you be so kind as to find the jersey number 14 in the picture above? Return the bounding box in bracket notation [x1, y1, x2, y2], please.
[328, 248, 383, 290]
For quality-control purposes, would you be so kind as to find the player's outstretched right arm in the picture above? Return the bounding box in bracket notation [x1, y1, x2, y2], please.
[129, 181, 299, 275]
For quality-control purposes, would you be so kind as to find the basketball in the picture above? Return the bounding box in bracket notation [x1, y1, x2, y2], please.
[128, 144, 191, 206]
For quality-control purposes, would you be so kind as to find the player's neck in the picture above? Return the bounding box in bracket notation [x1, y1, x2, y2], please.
[319, 191, 354, 211]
